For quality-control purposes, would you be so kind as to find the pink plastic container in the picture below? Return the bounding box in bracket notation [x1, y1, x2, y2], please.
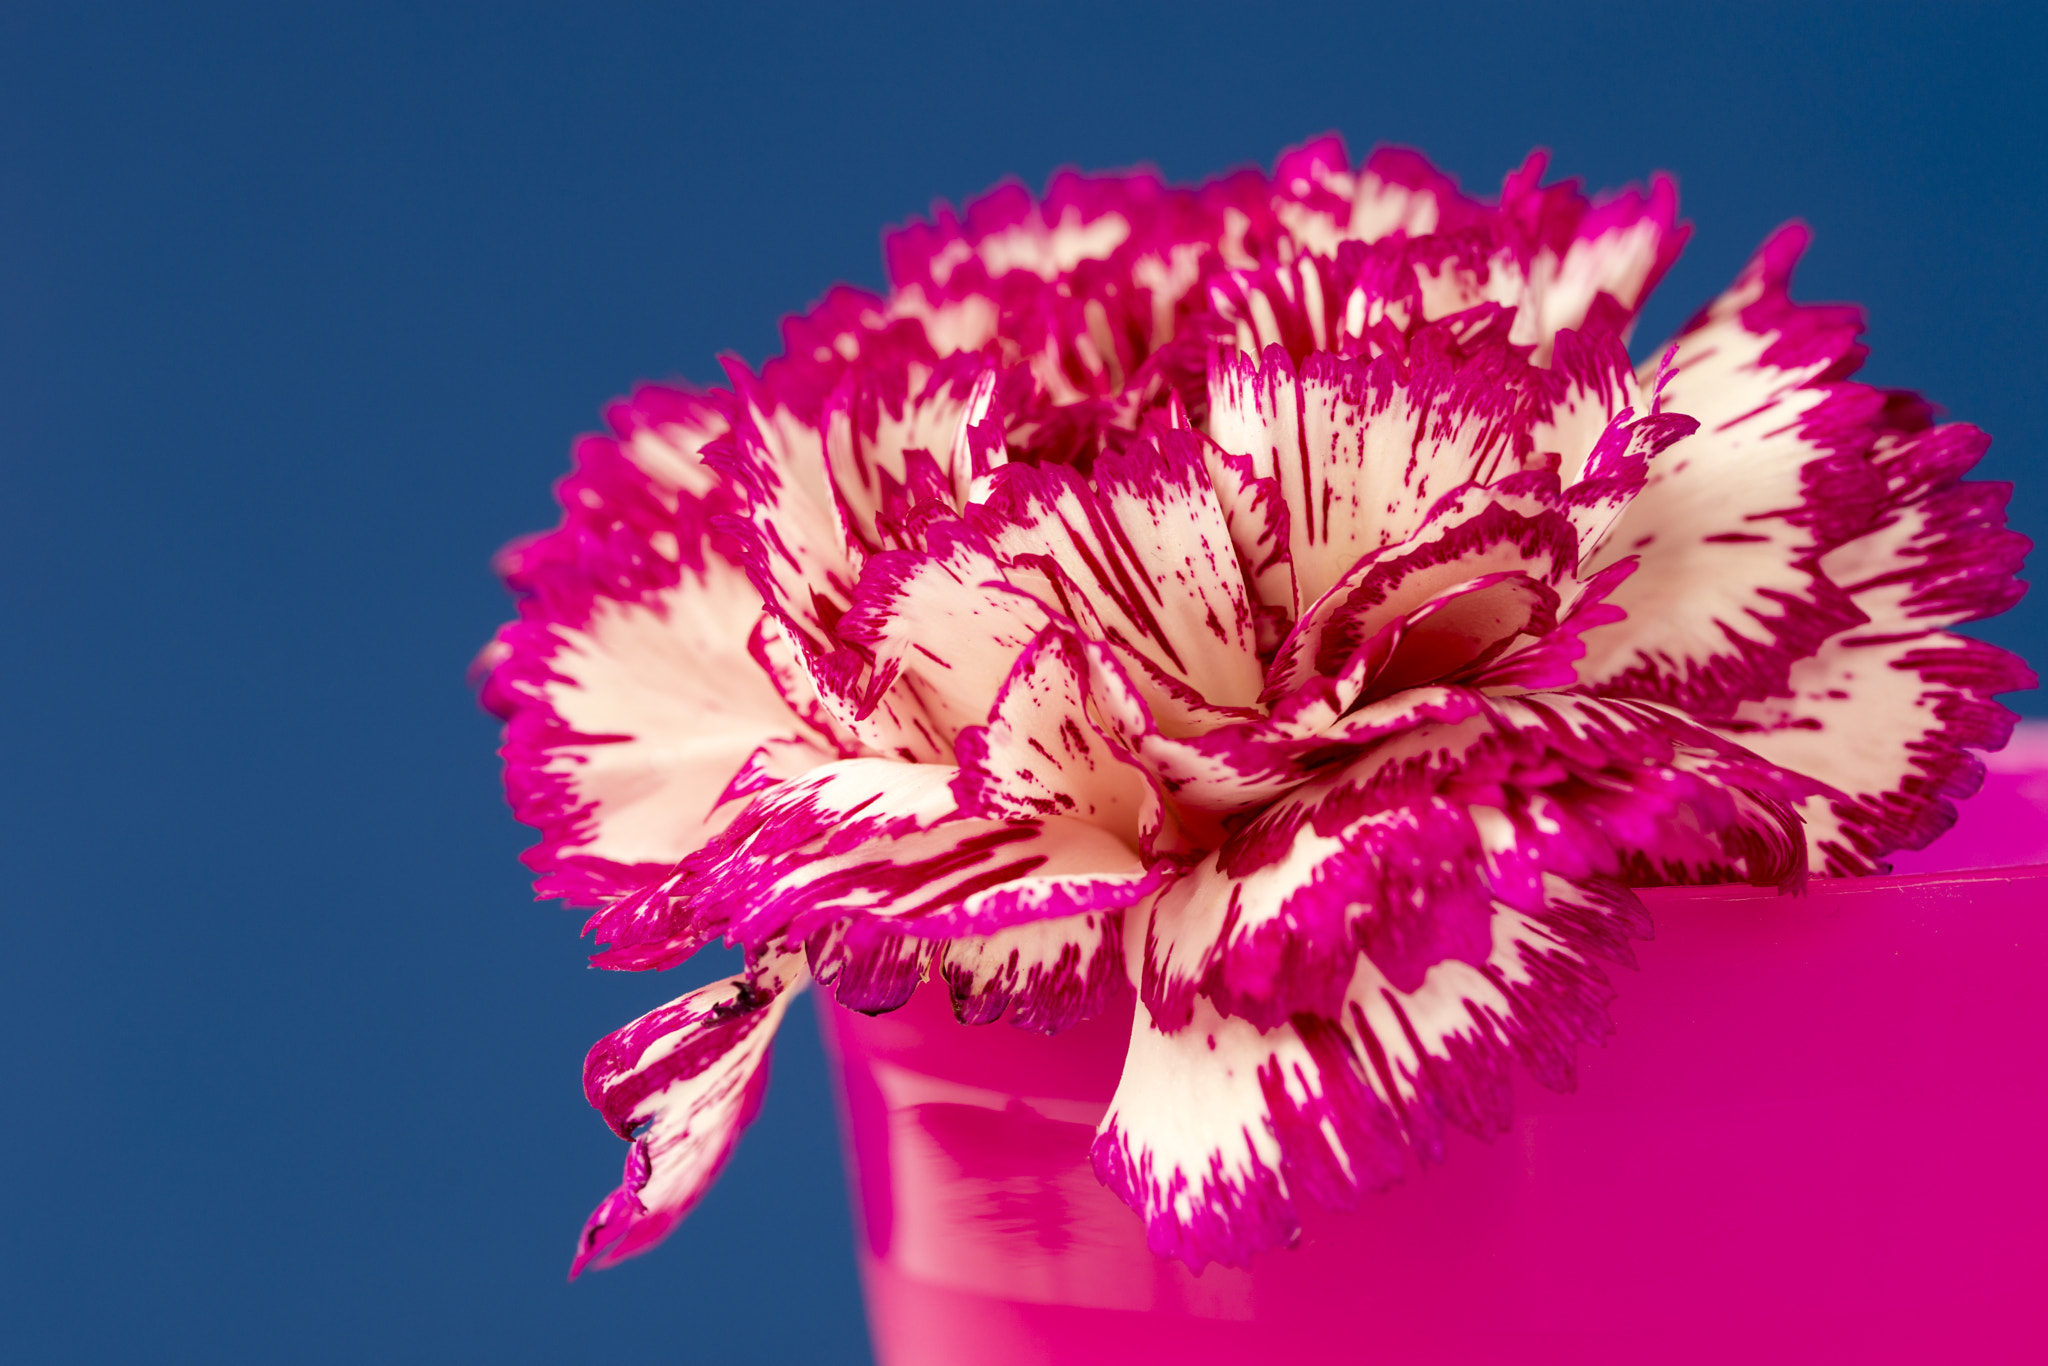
[821, 727, 2048, 1365]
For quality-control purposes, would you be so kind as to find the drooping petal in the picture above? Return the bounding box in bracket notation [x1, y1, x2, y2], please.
[1095, 876, 1648, 1270]
[586, 751, 1161, 985]
[570, 952, 805, 1277]
[793, 816, 1160, 1015]
[939, 910, 1130, 1033]
[579, 758, 962, 967]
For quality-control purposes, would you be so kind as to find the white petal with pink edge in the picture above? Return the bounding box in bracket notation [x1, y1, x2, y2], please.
[1205, 345, 1521, 612]
[1094, 878, 1645, 1270]
[939, 910, 1129, 1033]
[571, 952, 805, 1277]
[968, 441, 1263, 711]
[1712, 422, 2034, 872]
[516, 558, 835, 882]
[1577, 227, 1880, 714]
[953, 623, 1158, 850]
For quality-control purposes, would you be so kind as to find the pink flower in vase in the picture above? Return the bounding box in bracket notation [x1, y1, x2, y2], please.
[475, 138, 2033, 1276]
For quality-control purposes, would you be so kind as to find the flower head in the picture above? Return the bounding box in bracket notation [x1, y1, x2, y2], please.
[479, 138, 2033, 1274]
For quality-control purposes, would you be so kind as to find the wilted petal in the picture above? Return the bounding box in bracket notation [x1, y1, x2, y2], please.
[571, 953, 804, 1277]
[1089, 993, 1313, 1271]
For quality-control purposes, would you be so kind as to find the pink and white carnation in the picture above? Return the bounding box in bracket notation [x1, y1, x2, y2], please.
[477, 138, 2034, 1275]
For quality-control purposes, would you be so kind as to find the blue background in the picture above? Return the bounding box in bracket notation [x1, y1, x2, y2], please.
[2, 3, 2041, 1361]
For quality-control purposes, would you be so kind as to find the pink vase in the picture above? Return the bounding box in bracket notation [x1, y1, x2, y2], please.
[820, 726, 2048, 1365]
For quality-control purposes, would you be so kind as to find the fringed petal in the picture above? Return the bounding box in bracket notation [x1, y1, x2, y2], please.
[965, 436, 1264, 711]
[1139, 692, 1813, 1032]
[822, 350, 994, 557]
[953, 623, 1158, 850]
[1095, 875, 1648, 1270]
[940, 911, 1130, 1033]
[1715, 420, 2034, 871]
[1205, 343, 1524, 611]
[1578, 226, 1887, 716]
[480, 389, 838, 906]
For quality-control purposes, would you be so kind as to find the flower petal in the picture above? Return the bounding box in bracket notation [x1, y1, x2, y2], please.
[1715, 420, 2035, 872]
[834, 525, 1058, 753]
[1191, 422, 1298, 629]
[587, 751, 1160, 982]
[1261, 482, 1579, 703]
[570, 953, 804, 1277]
[482, 392, 837, 906]
[952, 623, 1158, 849]
[711, 391, 857, 662]
[940, 911, 1130, 1033]
[1577, 226, 1888, 715]
[1095, 876, 1647, 1270]
[823, 350, 994, 556]
[509, 578, 835, 890]
[580, 758, 963, 967]
[967, 437, 1264, 711]
[1205, 344, 1522, 611]
[1504, 167, 1685, 357]
[1140, 693, 1815, 1029]
[1076, 631, 1483, 819]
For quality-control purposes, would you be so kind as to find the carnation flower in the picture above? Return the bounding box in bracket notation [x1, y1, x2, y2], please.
[477, 138, 2033, 1276]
